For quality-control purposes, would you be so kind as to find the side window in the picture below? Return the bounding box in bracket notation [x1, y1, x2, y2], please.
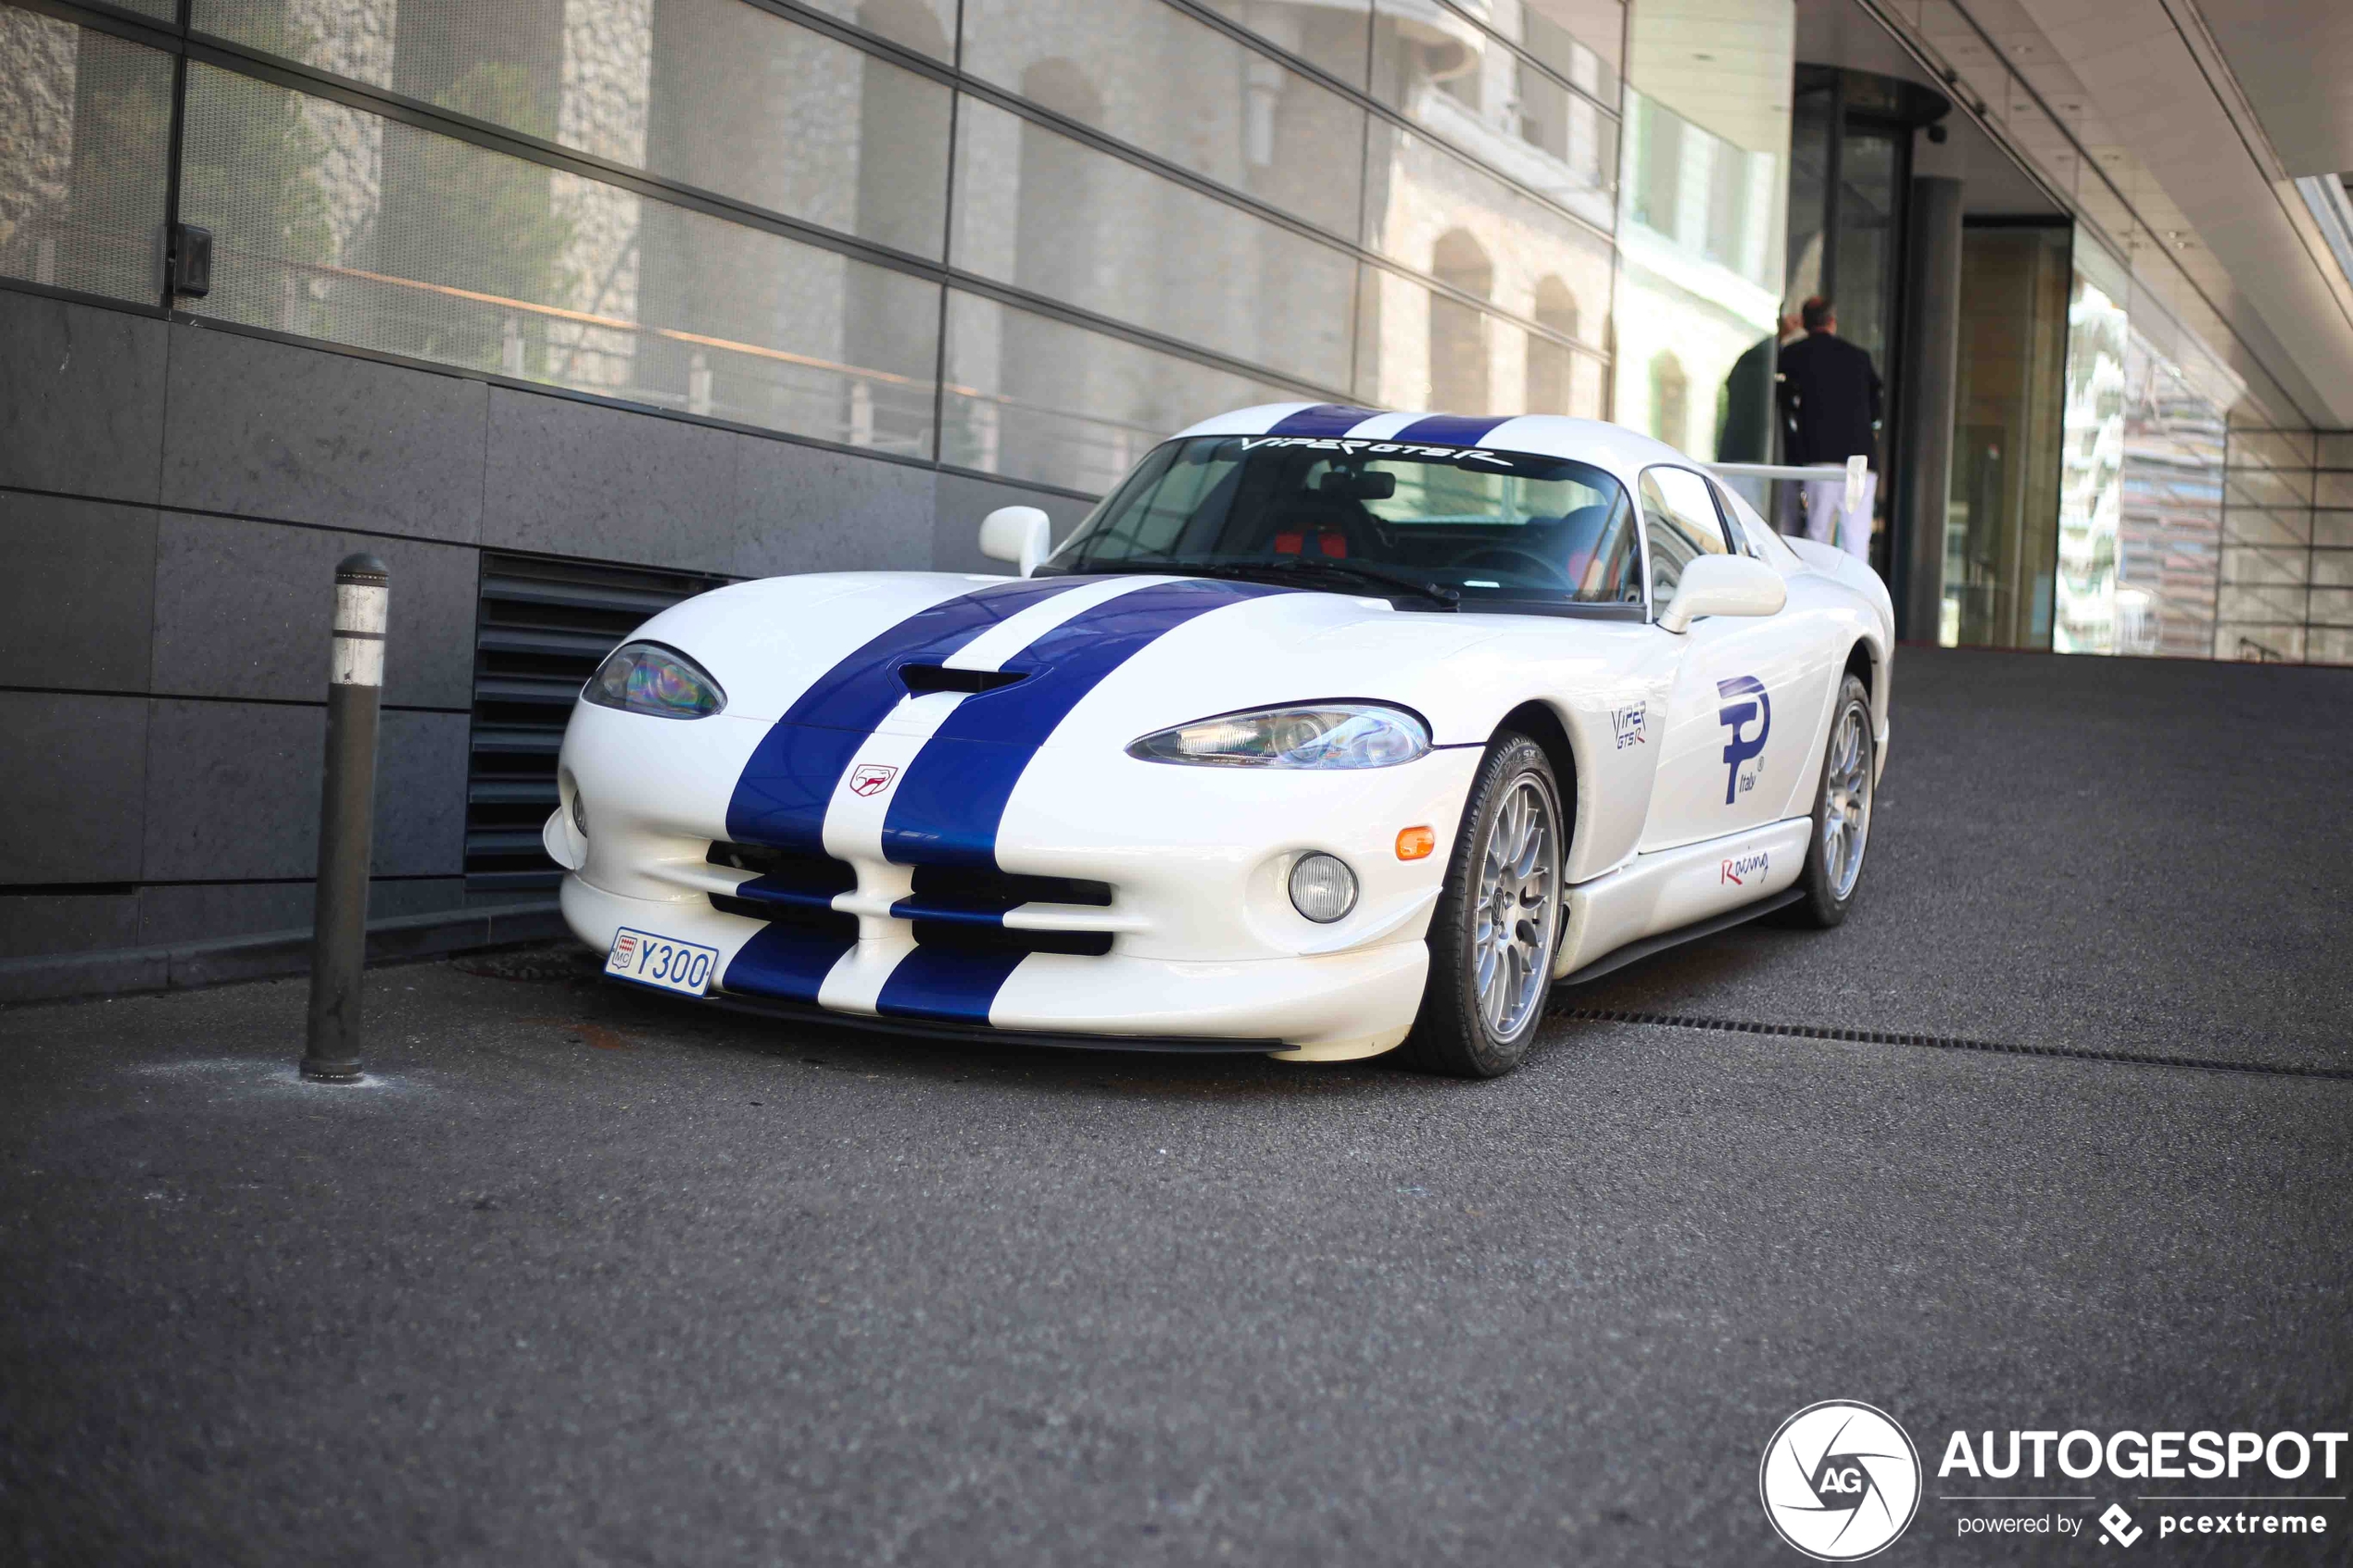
[1706, 478, 1754, 555]
[1640, 466, 1731, 602]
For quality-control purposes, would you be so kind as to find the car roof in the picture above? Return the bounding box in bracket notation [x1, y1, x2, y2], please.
[1167, 403, 1705, 492]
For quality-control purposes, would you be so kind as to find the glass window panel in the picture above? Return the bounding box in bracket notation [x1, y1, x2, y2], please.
[2319, 433, 2353, 470]
[2115, 331, 2222, 658]
[2222, 468, 2311, 508]
[177, 64, 938, 454]
[1361, 120, 1613, 358]
[0, 13, 172, 304]
[2307, 626, 2350, 665]
[2053, 266, 2127, 653]
[2221, 507, 2310, 547]
[2217, 624, 2303, 662]
[2217, 584, 2309, 623]
[2219, 545, 2309, 587]
[1194, 0, 1373, 90]
[195, 0, 952, 257]
[960, 0, 1366, 240]
[1367, 0, 1616, 232]
[940, 289, 1305, 495]
[2316, 472, 2353, 508]
[950, 96, 1355, 389]
[2312, 550, 2353, 589]
[2315, 511, 2353, 549]
[1353, 264, 1603, 416]
[2225, 429, 2315, 471]
[802, 0, 955, 58]
[1485, 0, 1623, 104]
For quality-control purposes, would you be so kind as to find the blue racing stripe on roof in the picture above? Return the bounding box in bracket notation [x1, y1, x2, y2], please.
[1265, 403, 1381, 436]
[1391, 413, 1514, 445]
[724, 578, 1083, 854]
[874, 945, 1029, 1024]
[879, 578, 1290, 870]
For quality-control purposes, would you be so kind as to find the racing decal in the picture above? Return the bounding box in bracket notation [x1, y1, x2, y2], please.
[1390, 412, 1515, 445]
[849, 763, 897, 797]
[725, 578, 1086, 853]
[880, 578, 1291, 869]
[1265, 402, 1381, 436]
[1235, 434, 1516, 468]
[719, 922, 856, 1005]
[1716, 674, 1772, 805]
[873, 946, 1030, 1025]
[1610, 701, 1647, 749]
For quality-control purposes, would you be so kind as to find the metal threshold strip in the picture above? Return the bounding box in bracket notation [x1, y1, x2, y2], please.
[1550, 1008, 2353, 1083]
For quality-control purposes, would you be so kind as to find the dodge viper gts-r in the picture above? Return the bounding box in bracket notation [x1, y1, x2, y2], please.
[547, 404, 1893, 1077]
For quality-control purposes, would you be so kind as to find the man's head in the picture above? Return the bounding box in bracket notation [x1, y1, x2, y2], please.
[1800, 296, 1836, 334]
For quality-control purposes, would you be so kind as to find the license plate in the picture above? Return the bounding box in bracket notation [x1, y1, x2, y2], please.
[604, 927, 720, 996]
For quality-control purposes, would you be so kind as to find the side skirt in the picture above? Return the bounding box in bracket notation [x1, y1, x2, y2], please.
[1551, 815, 1812, 979]
[1556, 888, 1801, 986]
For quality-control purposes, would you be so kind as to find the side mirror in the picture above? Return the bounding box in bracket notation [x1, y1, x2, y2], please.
[978, 506, 1053, 578]
[1655, 553, 1787, 634]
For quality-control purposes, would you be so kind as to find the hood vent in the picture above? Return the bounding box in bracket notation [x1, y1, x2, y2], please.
[899, 663, 1029, 696]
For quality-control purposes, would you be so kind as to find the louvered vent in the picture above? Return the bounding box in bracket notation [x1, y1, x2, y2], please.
[465, 554, 731, 892]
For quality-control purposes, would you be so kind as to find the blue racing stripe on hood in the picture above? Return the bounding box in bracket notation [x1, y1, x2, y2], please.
[1266, 403, 1379, 435]
[724, 578, 1083, 853]
[1392, 412, 1514, 445]
[879, 578, 1290, 869]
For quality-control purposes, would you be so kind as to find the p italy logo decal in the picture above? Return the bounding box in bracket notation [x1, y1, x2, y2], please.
[1759, 1400, 1921, 1560]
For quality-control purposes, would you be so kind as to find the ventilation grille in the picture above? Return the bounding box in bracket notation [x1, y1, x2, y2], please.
[465, 553, 729, 892]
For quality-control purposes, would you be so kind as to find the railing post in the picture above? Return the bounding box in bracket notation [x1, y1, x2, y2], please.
[301, 554, 389, 1084]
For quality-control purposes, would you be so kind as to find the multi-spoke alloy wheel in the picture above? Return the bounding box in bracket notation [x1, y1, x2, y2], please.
[1473, 778, 1561, 1039]
[1401, 732, 1565, 1077]
[1786, 671, 1876, 928]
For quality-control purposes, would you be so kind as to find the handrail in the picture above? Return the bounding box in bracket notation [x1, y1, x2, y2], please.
[1705, 455, 1869, 515]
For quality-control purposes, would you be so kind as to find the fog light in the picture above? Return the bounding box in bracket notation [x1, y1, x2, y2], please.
[1288, 853, 1357, 923]
[570, 787, 588, 838]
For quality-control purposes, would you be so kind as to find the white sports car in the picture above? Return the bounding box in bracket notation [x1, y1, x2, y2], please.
[548, 404, 1892, 1076]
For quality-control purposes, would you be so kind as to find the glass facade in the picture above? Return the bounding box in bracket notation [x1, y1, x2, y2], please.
[0, 0, 2343, 661]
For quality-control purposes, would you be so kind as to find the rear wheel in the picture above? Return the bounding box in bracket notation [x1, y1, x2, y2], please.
[1397, 734, 1564, 1078]
[1784, 672, 1875, 928]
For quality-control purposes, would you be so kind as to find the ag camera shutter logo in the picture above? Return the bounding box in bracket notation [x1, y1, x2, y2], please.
[1759, 1400, 1922, 1560]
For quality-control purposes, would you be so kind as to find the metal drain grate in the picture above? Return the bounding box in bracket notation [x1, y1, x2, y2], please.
[465, 553, 731, 893]
[1553, 1008, 2353, 1083]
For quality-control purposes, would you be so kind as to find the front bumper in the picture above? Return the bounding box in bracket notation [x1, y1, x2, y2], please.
[561, 875, 1429, 1060]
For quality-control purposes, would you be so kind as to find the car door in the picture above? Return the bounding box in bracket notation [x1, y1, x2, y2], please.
[1636, 465, 1818, 851]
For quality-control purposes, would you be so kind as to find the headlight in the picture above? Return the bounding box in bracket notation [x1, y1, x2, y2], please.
[583, 641, 726, 720]
[1126, 703, 1430, 769]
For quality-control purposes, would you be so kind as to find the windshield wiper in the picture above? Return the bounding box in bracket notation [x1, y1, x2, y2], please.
[1069, 553, 1459, 608]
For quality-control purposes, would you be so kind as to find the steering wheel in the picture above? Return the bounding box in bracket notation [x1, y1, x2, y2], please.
[1453, 546, 1567, 586]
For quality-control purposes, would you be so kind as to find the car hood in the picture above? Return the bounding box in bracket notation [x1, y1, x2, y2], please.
[630, 570, 1566, 746]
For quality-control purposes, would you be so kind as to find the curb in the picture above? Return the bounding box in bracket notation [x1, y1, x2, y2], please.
[0, 903, 566, 1006]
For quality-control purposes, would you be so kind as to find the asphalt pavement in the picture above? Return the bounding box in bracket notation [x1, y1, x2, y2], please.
[3, 646, 2349, 1565]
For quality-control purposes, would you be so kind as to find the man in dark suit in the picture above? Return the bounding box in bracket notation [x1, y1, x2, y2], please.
[1776, 296, 1881, 560]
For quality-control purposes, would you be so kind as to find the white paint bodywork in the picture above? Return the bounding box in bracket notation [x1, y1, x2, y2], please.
[554, 407, 1894, 1058]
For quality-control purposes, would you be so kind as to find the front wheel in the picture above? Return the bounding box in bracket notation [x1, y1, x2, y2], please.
[1397, 734, 1564, 1078]
[1784, 672, 1875, 928]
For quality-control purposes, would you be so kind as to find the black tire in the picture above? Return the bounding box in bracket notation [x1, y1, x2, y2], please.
[1783, 672, 1876, 929]
[1396, 733, 1565, 1078]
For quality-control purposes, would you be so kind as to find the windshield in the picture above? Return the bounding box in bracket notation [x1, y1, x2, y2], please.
[1042, 436, 1642, 609]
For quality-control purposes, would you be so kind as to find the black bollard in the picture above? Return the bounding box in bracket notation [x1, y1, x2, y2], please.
[301, 554, 389, 1083]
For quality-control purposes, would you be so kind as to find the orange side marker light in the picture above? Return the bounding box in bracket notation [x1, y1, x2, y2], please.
[1396, 825, 1436, 861]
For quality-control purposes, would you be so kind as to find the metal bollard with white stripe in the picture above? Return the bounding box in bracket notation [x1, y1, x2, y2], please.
[302, 553, 389, 1083]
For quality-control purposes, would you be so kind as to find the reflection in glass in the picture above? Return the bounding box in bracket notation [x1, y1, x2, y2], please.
[1194, 0, 1375, 91]
[961, 0, 1365, 240]
[950, 95, 1355, 391]
[0, 12, 172, 303]
[2115, 338, 2224, 658]
[1941, 224, 2068, 648]
[195, 0, 952, 258]
[941, 291, 1304, 495]
[177, 65, 938, 454]
[2054, 254, 2128, 653]
[1368, 0, 1617, 232]
[1611, 0, 1791, 461]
